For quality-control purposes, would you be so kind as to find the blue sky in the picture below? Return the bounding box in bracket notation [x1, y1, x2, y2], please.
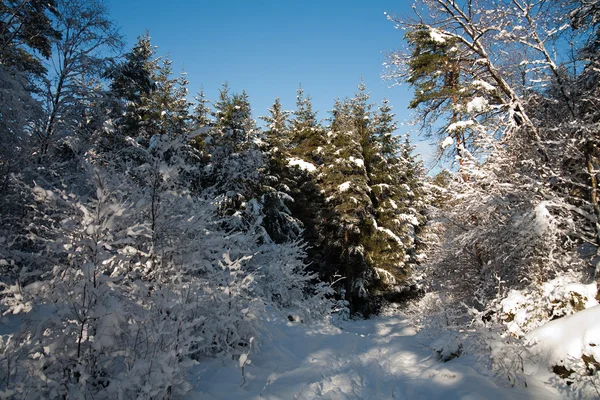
[105, 0, 435, 165]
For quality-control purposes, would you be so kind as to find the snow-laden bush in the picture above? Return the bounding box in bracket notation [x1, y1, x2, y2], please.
[0, 133, 333, 398]
[0, 172, 187, 398]
[250, 240, 333, 322]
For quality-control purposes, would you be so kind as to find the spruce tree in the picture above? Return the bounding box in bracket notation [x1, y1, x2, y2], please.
[189, 87, 212, 159]
[260, 95, 328, 266]
[321, 95, 374, 314]
[257, 98, 304, 243]
[108, 32, 159, 141]
[289, 85, 326, 165]
[192, 86, 212, 129]
[365, 100, 415, 290]
[147, 57, 191, 136]
[319, 86, 427, 314]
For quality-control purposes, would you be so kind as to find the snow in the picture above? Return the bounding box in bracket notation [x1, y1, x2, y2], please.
[379, 226, 404, 244]
[339, 181, 352, 192]
[441, 136, 454, 149]
[371, 217, 404, 245]
[187, 315, 548, 399]
[466, 97, 489, 113]
[399, 213, 420, 226]
[447, 120, 474, 132]
[542, 280, 599, 309]
[349, 156, 364, 168]
[288, 157, 318, 173]
[500, 290, 531, 336]
[429, 28, 448, 44]
[534, 201, 553, 235]
[526, 306, 600, 375]
[500, 274, 598, 338]
[471, 80, 495, 92]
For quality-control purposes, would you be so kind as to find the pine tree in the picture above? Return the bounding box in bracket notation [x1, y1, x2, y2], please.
[257, 97, 303, 243]
[189, 87, 212, 159]
[109, 32, 156, 105]
[260, 97, 290, 152]
[210, 84, 253, 153]
[404, 24, 481, 167]
[259, 96, 329, 268]
[316, 85, 428, 314]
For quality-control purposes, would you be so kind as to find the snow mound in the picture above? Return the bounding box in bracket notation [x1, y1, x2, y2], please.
[526, 305, 600, 368]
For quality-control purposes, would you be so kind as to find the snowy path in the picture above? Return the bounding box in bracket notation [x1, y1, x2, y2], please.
[188, 315, 559, 399]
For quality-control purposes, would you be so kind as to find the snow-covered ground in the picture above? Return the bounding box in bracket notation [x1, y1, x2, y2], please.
[187, 314, 560, 399]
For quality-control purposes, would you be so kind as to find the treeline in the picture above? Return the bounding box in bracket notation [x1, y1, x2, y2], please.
[0, 0, 426, 397]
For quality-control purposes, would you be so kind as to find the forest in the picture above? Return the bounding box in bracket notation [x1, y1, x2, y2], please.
[0, 0, 599, 398]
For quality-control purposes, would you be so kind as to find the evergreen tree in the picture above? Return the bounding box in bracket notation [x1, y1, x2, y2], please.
[321, 93, 374, 314]
[259, 96, 329, 267]
[192, 86, 212, 129]
[189, 86, 212, 159]
[203, 85, 267, 238]
[260, 97, 292, 177]
[404, 24, 490, 168]
[289, 85, 326, 165]
[318, 85, 427, 314]
[107, 32, 158, 141]
[257, 97, 303, 243]
[210, 83, 253, 154]
[260, 97, 290, 152]
[146, 57, 191, 136]
[366, 103, 418, 290]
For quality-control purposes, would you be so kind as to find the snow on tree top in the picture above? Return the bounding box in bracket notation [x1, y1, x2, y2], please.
[288, 157, 317, 173]
[371, 217, 404, 245]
